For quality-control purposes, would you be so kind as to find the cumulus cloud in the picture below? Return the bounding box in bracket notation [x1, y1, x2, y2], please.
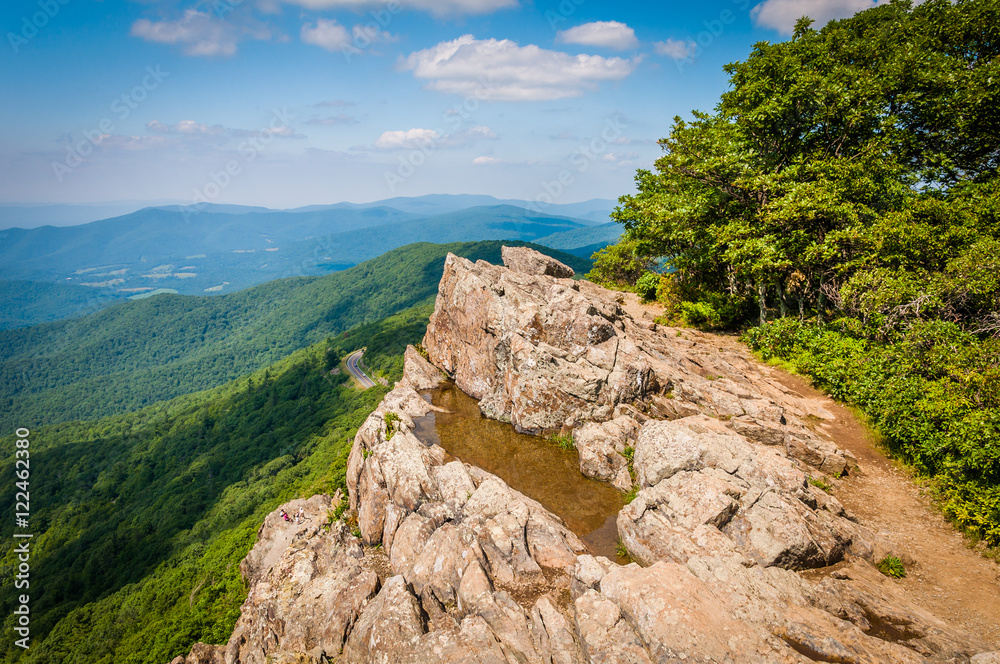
[375, 128, 441, 149]
[472, 156, 502, 165]
[131, 10, 269, 57]
[653, 38, 696, 59]
[281, 0, 517, 15]
[399, 35, 638, 101]
[556, 21, 638, 50]
[301, 18, 395, 52]
[751, 0, 892, 34]
[146, 120, 304, 140]
[373, 125, 497, 149]
[301, 19, 351, 50]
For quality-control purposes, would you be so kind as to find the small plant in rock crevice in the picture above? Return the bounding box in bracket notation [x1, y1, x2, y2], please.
[808, 476, 833, 493]
[384, 411, 401, 440]
[876, 555, 907, 578]
[550, 432, 575, 451]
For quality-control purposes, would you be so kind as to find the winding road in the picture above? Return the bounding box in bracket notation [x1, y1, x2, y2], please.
[345, 349, 376, 388]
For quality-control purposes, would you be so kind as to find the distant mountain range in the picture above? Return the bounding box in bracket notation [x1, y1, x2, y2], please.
[0, 195, 620, 329]
[0, 240, 592, 431]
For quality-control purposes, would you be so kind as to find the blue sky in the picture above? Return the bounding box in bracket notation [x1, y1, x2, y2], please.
[0, 0, 885, 208]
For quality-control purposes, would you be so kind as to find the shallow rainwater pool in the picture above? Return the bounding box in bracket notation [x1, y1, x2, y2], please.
[414, 383, 626, 561]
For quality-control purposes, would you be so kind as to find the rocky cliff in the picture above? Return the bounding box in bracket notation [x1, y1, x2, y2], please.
[171, 248, 998, 664]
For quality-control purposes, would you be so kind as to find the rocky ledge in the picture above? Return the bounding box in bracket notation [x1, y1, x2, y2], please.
[172, 248, 997, 664]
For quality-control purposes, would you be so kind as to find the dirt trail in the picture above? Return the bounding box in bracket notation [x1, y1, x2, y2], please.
[620, 294, 1000, 648]
[769, 369, 1000, 648]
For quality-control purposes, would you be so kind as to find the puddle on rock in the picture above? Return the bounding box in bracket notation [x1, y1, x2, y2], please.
[414, 383, 626, 561]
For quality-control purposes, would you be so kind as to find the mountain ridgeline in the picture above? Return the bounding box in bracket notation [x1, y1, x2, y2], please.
[0, 241, 591, 433]
[0, 197, 614, 326]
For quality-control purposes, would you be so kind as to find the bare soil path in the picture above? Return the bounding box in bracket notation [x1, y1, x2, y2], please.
[620, 293, 1000, 648]
[768, 369, 1000, 648]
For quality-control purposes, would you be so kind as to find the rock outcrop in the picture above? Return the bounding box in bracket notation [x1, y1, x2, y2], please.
[171, 248, 996, 664]
[423, 251, 856, 480]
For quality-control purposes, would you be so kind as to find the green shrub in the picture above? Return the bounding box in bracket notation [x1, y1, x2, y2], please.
[876, 555, 907, 578]
[586, 240, 656, 288]
[635, 272, 661, 302]
[680, 301, 722, 329]
[743, 318, 1000, 547]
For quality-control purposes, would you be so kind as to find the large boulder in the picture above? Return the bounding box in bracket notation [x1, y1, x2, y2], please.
[501, 245, 575, 278]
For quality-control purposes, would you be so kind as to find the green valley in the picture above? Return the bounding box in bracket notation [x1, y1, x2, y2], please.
[0, 241, 590, 433]
[0, 305, 431, 663]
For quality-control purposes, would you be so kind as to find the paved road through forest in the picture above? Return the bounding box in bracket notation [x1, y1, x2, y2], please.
[345, 349, 376, 388]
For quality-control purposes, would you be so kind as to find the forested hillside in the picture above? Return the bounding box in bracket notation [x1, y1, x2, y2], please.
[0, 307, 429, 664]
[601, 0, 1000, 545]
[0, 281, 122, 331]
[0, 241, 589, 432]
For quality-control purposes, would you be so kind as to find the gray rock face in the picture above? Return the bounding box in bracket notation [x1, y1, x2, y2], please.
[573, 416, 638, 491]
[621, 414, 868, 570]
[501, 245, 575, 278]
[422, 251, 857, 481]
[170, 252, 995, 664]
[399, 344, 445, 391]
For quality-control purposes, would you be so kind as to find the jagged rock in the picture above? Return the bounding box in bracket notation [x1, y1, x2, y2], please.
[342, 575, 425, 663]
[531, 596, 582, 664]
[219, 497, 379, 664]
[170, 253, 996, 664]
[423, 250, 856, 480]
[621, 415, 869, 570]
[600, 562, 787, 662]
[170, 643, 224, 664]
[400, 344, 446, 390]
[501, 245, 575, 278]
[573, 416, 638, 491]
[573, 589, 652, 664]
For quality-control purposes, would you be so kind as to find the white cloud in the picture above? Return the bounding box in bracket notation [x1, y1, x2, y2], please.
[399, 35, 638, 102]
[131, 10, 269, 57]
[460, 126, 498, 141]
[373, 125, 497, 150]
[281, 0, 516, 15]
[301, 19, 351, 51]
[750, 0, 892, 34]
[556, 21, 638, 50]
[653, 38, 696, 59]
[147, 120, 227, 135]
[301, 19, 396, 52]
[146, 120, 304, 140]
[306, 114, 360, 125]
[375, 128, 441, 149]
[471, 155, 547, 166]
